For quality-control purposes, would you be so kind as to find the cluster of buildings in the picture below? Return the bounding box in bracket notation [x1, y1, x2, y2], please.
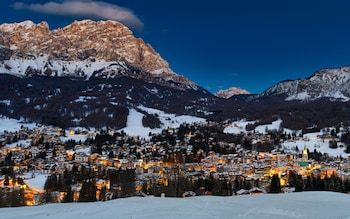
[1, 122, 350, 205]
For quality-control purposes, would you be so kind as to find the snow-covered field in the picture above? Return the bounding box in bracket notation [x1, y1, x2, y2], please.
[120, 106, 206, 138]
[0, 117, 37, 134]
[23, 172, 49, 193]
[0, 191, 349, 219]
[224, 119, 295, 135]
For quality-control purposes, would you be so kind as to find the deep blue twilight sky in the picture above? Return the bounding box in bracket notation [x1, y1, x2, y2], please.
[1, 0, 350, 94]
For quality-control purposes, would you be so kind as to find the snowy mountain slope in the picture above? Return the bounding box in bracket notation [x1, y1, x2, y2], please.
[120, 106, 206, 138]
[0, 192, 349, 219]
[0, 20, 197, 90]
[263, 66, 350, 101]
[0, 74, 213, 129]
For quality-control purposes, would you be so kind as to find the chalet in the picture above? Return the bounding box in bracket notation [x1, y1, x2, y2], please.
[336, 169, 350, 181]
[248, 187, 266, 195]
[75, 152, 89, 163]
[236, 189, 249, 195]
[29, 146, 41, 157]
[35, 158, 45, 170]
[57, 154, 67, 163]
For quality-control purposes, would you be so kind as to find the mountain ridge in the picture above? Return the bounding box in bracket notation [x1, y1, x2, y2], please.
[0, 20, 198, 90]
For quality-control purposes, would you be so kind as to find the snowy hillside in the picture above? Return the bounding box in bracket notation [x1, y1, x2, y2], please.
[224, 119, 350, 157]
[0, 56, 129, 79]
[0, 117, 37, 133]
[120, 106, 206, 138]
[0, 105, 206, 140]
[0, 192, 349, 219]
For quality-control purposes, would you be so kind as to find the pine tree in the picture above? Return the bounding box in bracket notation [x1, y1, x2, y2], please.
[8, 189, 26, 207]
[62, 186, 74, 203]
[269, 174, 281, 193]
[211, 178, 222, 196]
[79, 179, 96, 202]
[43, 191, 53, 203]
[99, 186, 107, 201]
[288, 170, 304, 192]
[304, 175, 313, 191]
[345, 145, 350, 153]
[0, 189, 4, 208]
[44, 174, 58, 192]
[295, 174, 304, 192]
[4, 175, 9, 186]
[63, 168, 73, 186]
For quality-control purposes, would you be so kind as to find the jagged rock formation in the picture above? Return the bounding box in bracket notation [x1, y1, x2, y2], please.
[0, 20, 197, 90]
[263, 66, 350, 101]
[214, 87, 250, 99]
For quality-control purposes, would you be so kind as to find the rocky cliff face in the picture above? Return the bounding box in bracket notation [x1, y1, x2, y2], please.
[0, 20, 197, 89]
[263, 66, 350, 101]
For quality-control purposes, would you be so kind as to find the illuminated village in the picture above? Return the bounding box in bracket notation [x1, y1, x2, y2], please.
[1, 121, 350, 207]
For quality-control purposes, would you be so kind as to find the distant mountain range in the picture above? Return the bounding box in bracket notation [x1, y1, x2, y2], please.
[1, 20, 350, 131]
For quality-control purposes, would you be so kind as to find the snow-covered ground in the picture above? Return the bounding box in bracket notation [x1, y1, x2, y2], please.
[224, 119, 350, 157]
[120, 108, 156, 138]
[0, 56, 128, 80]
[23, 172, 49, 193]
[224, 119, 295, 135]
[223, 119, 255, 134]
[281, 132, 349, 158]
[59, 133, 90, 143]
[0, 191, 349, 219]
[120, 106, 206, 138]
[0, 117, 37, 134]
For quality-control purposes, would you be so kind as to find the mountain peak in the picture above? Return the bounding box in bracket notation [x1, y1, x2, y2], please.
[0, 20, 197, 89]
[61, 19, 131, 34]
[214, 87, 250, 99]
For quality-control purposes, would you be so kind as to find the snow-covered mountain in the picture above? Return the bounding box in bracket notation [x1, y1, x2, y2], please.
[0, 20, 221, 128]
[214, 87, 250, 99]
[263, 66, 350, 101]
[0, 20, 197, 90]
[2, 20, 350, 131]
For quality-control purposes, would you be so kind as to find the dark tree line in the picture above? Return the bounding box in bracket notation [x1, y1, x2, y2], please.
[270, 170, 350, 194]
[269, 174, 281, 193]
[0, 189, 25, 207]
[78, 179, 97, 202]
[108, 168, 136, 198]
[142, 174, 237, 197]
